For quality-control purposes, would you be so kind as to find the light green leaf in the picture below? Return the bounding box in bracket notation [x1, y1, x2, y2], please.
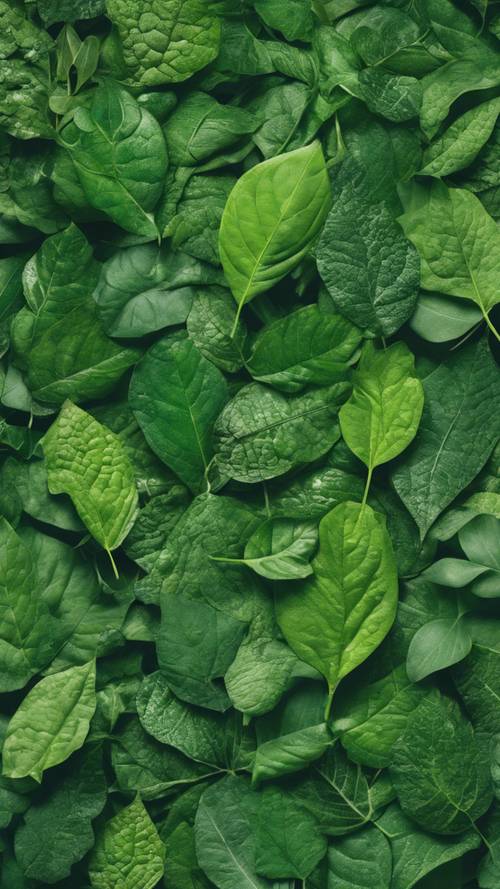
[390, 692, 493, 833]
[106, 0, 221, 86]
[212, 518, 318, 580]
[276, 501, 398, 709]
[419, 98, 500, 178]
[43, 401, 139, 561]
[61, 81, 167, 238]
[399, 180, 500, 325]
[129, 332, 228, 493]
[89, 796, 165, 889]
[332, 662, 426, 768]
[213, 381, 347, 484]
[219, 142, 331, 323]
[2, 661, 96, 782]
[339, 342, 424, 491]
[246, 305, 362, 394]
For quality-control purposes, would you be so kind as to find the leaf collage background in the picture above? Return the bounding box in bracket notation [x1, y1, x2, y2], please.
[0, 0, 500, 887]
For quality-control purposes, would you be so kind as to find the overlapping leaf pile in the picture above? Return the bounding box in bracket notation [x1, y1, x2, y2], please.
[1, 1, 500, 887]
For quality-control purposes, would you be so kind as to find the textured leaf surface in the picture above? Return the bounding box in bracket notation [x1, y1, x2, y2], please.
[43, 401, 138, 554]
[89, 796, 165, 889]
[2, 661, 96, 782]
[106, 0, 221, 86]
[392, 339, 500, 538]
[130, 332, 227, 493]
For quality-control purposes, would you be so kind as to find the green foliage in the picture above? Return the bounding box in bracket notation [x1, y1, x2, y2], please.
[0, 1, 499, 886]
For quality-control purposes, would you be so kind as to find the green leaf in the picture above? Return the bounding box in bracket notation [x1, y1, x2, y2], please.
[332, 662, 426, 768]
[219, 142, 331, 322]
[111, 718, 212, 799]
[43, 401, 139, 560]
[317, 188, 420, 337]
[129, 332, 228, 493]
[187, 286, 247, 373]
[89, 796, 165, 889]
[195, 776, 272, 889]
[61, 81, 168, 238]
[157, 592, 246, 711]
[37, 0, 105, 24]
[94, 245, 223, 338]
[453, 619, 500, 735]
[392, 339, 500, 539]
[253, 724, 331, 784]
[14, 746, 106, 883]
[0, 519, 61, 692]
[399, 180, 500, 327]
[290, 745, 373, 835]
[339, 342, 424, 490]
[106, 0, 221, 86]
[212, 518, 318, 580]
[419, 98, 500, 178]
[137, 672, 248, 770]
[390, 692, 493, 833]
[377, 802, 481, 889]
[163, 92, 258, 167]
[409, 292, 482, 343]
[246, 305, 362, 394]
[276, 501, 398, 706]
[2, 661, 96, 782]
[213, 381, 348, 484]
[325, 824, 392, 889]
[254, 785, 327, 879]
[406, 617, 472, 682]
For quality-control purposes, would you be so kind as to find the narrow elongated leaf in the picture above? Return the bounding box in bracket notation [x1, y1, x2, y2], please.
[2, 661, 96, 782]
[43, 401, 139, 557]
[89, 796, 165, 889]
[276, 501, 398, 703]
[130, 332, 228, 493]
[220, 142, 331, 316]
[339, 342, 424, 479]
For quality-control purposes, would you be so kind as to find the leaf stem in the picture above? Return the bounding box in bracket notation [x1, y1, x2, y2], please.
[106, 548, 119, 580]
[325, 684, 336, 721]
[482, 309, 500, 343]
[361, 466, 373, 509]
[231, 303, 243, 339]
